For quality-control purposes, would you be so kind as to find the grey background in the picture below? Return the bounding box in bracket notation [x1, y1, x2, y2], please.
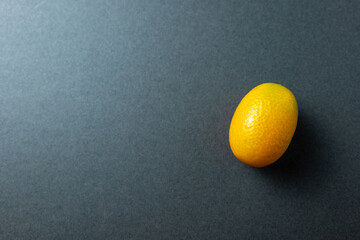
[0, 0, 359, 239]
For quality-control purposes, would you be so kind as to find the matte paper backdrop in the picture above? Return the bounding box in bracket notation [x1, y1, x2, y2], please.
[0, 0, 359, 239]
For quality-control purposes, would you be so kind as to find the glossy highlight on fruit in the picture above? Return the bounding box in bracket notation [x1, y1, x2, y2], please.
[229, 83, 298, 167]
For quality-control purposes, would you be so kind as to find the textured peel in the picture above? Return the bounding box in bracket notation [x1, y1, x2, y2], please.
[229, 83, 298, 167]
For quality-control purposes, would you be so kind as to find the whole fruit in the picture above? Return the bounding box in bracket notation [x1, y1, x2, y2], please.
[229, 83, 298, 167]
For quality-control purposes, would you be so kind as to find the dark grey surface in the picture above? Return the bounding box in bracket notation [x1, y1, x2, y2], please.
[0, 0, 359, 239]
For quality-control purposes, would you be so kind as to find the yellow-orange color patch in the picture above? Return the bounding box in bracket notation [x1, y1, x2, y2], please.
[229, 83, 298, 167]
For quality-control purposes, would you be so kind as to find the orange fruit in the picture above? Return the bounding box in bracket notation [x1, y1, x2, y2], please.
[229, 83, 298, 167]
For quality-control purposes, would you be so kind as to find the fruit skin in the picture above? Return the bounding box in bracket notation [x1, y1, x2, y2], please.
[229, 83, 298, 167]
